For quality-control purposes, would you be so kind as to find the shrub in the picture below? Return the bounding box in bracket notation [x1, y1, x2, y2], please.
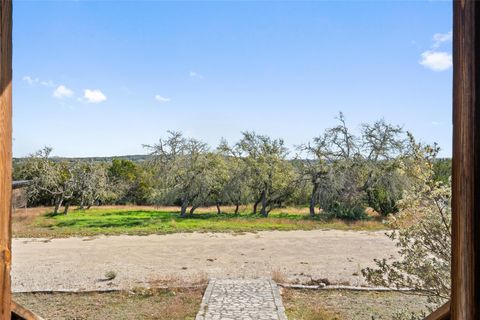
[362, 136, 450, 315]
[324, 202, 367, 220]
[104, 270, 117, 281]
[366, 184, 399, 216]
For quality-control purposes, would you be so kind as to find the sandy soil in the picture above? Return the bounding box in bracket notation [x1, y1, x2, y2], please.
[12, 230, 398, 292]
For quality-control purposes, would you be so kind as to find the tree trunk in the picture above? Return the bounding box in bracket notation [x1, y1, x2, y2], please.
[63, 202, 70, 215]
[53, 196, 63, 215]
[180, 200, 188, 218]
[234, 203, 240, 214]
[253, 197, 261, 214]
[53, 202, 60, 215]
[79, 196, 85, 210]
[189, 205, 199, 215]
[309, 182, 319, 218]
[260, 191, 268, 217]
[216, 202, 221, 214]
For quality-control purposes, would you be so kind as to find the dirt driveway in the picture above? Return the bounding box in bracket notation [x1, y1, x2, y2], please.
[12, 230, 397, 292]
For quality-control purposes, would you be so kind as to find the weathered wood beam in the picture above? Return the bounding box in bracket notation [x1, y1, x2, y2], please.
[0, 1, 12, 319]
[12, 181, 31, 190]
[451, 0, 480, 319]
[11, 300, 44, 320]
[426, 301, 451, 320]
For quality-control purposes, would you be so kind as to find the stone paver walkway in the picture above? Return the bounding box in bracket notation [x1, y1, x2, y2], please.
[196, 279, 287, 320]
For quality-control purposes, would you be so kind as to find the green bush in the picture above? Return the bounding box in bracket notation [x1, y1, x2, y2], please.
[325, 202, 367, 220]
[367, 185, 399, 216]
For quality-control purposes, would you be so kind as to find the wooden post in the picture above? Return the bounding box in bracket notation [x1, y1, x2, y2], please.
[426, 301, 451, 320]
[451, 0, 480, 319]
[0, 0, 12, 319]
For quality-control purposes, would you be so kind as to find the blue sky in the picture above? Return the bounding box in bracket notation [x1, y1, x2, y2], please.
[13, 0, 452, 157]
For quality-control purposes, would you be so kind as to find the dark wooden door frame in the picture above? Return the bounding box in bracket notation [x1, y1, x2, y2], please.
[1, 0, 479, 319]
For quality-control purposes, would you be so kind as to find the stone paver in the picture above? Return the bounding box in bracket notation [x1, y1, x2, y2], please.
[196, 279, 287, 320]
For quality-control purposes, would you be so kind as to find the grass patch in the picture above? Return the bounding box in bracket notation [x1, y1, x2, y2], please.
[282, 289, 431, 320]
[13, 288, 204, 320]
[14, 288, 431, 320]
[13, 206, 386, 238]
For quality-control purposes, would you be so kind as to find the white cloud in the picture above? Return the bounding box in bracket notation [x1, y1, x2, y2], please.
[40, 80, 56, 87]
[418, 31, 453, 72]
[52, 85, 74, 99]
[83, 89, 107, 103]
[420, 50, 452, 71]
[22, 76, 39, 85]
[431, 121, 442, 126]
[189, 71, 204, 79]
[155, 94, 171, 103]
[23, 75, 57, 87]
[432, 31, 452, 48]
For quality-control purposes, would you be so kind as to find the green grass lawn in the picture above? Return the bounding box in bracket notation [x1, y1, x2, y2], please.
[14, 206, 387, 237]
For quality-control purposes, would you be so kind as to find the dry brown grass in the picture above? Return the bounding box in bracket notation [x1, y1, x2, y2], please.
[148, 272, 209, 288]
[271, 268, 289, 284]
[17, 204, 314, 215]
[83, 204, 253, 214]
[122, 204, 313, 215]
[12, 207, 50, 236]
[365, 207, 382, 218]
[282, 289, 430, 320]
[13, 288, 204, 320]
[286, 303, 342, 320]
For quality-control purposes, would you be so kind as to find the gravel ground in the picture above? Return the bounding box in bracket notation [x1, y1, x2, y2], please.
[12, 230, 398, 292]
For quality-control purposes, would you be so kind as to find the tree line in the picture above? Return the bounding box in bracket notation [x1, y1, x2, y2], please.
[14, 113, 451, 218]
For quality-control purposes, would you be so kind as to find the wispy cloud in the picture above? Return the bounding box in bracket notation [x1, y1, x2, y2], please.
[189, 71, 204, 79]
[155, 94, 171, 103]
[40, 80, 56, 87]
[431, 121, 442, 126]
[24, 75, 109, 105]
[432, 31, 452, 49]
[22, 75, 39, 85]
[419, 31, 452, 72]
[83, 89, 107, 103]
[23, 75, 56, 87]
[52, 85, 74, 99]
[420, 51, 452, 72]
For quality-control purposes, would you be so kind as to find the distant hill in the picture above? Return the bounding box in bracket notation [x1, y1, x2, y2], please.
[13, 154, 452, 165]
[13, 154, 152, 163]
